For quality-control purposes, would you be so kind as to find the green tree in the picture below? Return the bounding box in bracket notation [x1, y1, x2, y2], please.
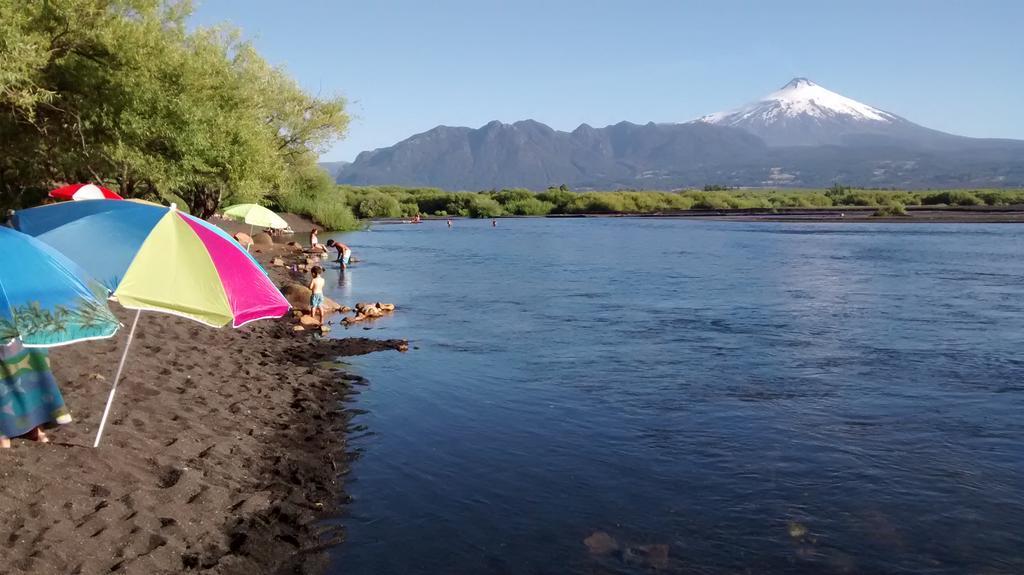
[356, 192, 402, 218]
[0, 0, 348, 218]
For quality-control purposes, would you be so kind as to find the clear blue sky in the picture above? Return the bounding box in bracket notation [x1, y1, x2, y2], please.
[192, 0, 1024, 162]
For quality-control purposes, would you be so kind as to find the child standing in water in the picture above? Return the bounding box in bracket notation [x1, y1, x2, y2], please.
[309, 266, 326, 325]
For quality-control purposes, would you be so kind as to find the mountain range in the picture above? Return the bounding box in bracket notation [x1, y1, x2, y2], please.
[334, 79, 1024, 189]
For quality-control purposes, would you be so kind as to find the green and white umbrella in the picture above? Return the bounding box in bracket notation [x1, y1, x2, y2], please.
[221, 203, 289, 235]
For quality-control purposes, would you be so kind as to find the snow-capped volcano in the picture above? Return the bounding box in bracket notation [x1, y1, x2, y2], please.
[696, 78, 921, 146]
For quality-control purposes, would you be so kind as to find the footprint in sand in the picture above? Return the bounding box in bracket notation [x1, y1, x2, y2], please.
[90, 485, 111, 498]
[156, 466, 183, 489]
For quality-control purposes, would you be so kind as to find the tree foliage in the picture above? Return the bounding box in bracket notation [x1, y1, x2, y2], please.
[0, 0, 349, 221]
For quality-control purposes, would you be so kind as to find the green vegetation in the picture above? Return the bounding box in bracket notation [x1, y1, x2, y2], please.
[273, 172, 359, 231]
[0, 0, 355, 229]
[873, 201, 908, 217]
[322, 185, 1024, 219]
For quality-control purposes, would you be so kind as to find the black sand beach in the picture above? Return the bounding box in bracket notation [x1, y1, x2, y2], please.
[0, 218, 404, 574]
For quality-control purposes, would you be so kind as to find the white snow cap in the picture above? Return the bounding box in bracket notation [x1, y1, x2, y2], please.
[700, 78, 896, 125]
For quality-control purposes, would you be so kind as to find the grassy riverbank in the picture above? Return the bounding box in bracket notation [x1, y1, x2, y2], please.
[303, 185, 1024, 226]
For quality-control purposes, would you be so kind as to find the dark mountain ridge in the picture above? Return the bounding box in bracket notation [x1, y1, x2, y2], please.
[337, 79, 1024, 189]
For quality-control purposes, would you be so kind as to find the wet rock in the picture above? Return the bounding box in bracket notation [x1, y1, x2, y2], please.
[299, 315, 320, 327]
[292, 325, 305, 332]
[788, 521, 808, 539]
[377, 303, 395, 311]
[280, 284, 313, 312]
[623, 544, 669, 569]
[339, 306, 352, 313]
[322, 297, 342, 313]
[271, 257, 285, 267]
[584, 531, 618, 556]
[823, 548, 857, 573]
[342, 313, 369, 325]
[252, 232, 273, 246]
[285, 241, 303, 251]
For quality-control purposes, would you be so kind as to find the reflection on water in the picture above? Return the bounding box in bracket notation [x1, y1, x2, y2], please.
[320, 218, 1024, 574]
[336, 267, 352, 295]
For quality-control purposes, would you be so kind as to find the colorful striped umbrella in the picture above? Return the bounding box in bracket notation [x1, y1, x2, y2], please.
[14, 200, 290, 446]
[49, 183, 124, 201]
[0, 227, 119, 347]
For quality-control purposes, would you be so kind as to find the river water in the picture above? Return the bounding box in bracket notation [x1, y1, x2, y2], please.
[320, 218, 1024, 574]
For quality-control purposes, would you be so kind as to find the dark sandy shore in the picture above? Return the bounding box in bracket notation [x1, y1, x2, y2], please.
[0, 217, 404, 574]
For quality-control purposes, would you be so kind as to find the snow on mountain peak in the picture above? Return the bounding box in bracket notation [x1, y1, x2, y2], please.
[699, 78, 897, 126]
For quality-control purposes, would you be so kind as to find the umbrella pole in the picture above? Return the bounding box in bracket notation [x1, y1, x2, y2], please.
[93, 309, 142, 448]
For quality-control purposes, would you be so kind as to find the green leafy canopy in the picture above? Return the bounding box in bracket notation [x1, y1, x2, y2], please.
[0, 0, 349, 219]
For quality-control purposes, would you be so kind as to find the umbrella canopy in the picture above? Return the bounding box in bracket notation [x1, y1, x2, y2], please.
[15, 200, 291, 447]
[221, 203, 289, 230]
[0, 227, 119, 347]
[49, 183, 124, 201]
[13, 200, 289, 327]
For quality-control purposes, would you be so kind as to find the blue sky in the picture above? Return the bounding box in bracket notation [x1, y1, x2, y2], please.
[192, 0, 1024, 161]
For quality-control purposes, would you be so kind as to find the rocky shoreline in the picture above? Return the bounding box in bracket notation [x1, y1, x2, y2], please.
[0, 218, 402, 574]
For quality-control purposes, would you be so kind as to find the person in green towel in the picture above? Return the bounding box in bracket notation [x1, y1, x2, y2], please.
[0, 338, 72, 448]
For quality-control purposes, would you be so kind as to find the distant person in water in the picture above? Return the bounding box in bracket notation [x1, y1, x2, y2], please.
[1, 339, 72, 448]
[492, 219, 497, 227]
[325, 239, 352, 269]
[309, 266, 326, 325]
[447, 219, 452, 228]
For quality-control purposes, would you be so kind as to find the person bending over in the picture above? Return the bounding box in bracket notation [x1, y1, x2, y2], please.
[325, 239, 352, 269]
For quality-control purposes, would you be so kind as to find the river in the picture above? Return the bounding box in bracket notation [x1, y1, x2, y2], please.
[320, 218, 1024, 574]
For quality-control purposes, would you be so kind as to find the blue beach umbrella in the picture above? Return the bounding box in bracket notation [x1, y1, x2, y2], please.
[0, 226, 119, 347]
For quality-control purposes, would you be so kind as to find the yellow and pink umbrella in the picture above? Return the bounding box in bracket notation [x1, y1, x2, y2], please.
[14, 200, 290, 446]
